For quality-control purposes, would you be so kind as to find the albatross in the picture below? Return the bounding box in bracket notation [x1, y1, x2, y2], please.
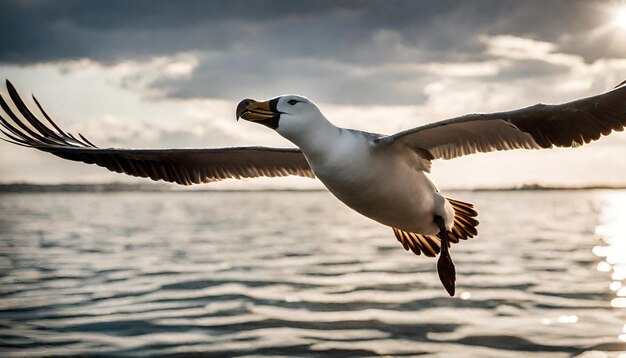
[2, 79, 626, 296]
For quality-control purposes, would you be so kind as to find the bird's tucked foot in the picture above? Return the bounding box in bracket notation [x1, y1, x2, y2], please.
[435, 215, 456, 296]
[437, 250, 456, 296]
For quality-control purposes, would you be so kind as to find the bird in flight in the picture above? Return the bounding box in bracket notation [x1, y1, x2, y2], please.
[2, 79, 626, 296]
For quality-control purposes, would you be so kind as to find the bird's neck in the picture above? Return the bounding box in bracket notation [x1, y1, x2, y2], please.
[288, 118, 342, 161]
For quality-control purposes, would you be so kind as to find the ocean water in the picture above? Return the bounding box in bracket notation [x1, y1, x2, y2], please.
[1, 190, 625, 357]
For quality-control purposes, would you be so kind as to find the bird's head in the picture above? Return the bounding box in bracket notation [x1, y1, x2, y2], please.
[236, 95, 326, 142]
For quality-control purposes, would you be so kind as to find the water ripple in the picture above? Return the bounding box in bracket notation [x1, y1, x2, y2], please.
[1, 191, 625, 356]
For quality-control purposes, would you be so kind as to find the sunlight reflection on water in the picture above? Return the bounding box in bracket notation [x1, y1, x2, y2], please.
[595, 193, 626, 289]
[594, 192, 626, 343]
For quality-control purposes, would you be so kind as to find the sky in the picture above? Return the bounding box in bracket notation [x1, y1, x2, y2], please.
[2, 0, 626, 189]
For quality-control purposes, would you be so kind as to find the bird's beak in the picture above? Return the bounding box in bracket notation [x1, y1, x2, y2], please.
[236, 98, 281, 129]
[236, 98, 279, 121]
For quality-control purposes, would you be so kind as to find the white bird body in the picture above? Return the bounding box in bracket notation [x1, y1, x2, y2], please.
[284, 117, 453, 235]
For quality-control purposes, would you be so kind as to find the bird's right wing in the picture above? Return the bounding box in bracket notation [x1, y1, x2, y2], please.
[0, 81, 314, 185]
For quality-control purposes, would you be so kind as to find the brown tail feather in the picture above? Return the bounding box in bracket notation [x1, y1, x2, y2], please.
[393, 197, 479, 257]
[392, 228, 441, 257]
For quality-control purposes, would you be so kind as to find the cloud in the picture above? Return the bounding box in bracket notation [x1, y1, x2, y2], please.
[2, 0, 625, 105]
[148, 53, 434, 105]
[1, 1, 619, 65]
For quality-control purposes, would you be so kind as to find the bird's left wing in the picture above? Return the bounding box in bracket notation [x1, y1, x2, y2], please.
[376, 81, 626, 160]
[0, 81, 314, 185]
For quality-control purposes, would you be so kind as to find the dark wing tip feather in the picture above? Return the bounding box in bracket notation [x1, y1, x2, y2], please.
[0, 81, 93, 149]
[504, 84, 626, 150]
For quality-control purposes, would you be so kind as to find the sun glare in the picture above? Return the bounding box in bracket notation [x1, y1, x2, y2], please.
[616, 6, 626, 29]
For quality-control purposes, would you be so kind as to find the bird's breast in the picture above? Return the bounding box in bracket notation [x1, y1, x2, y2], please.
[307, 142, 441, 235]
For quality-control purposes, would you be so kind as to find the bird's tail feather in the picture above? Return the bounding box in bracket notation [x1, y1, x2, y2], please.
[446, 197, 479, 243]
[392, 197, 478, 257]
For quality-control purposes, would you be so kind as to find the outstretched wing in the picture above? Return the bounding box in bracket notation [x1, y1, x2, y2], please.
[0, 80, 314, 185]
[377, 81, 626, 160]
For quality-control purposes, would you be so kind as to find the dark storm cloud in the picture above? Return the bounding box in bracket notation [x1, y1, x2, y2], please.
[0, 0, 358, 64]
[0, 0, 621, 104]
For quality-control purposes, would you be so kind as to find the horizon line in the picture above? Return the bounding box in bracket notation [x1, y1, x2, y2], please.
[2, 182, 626, 193]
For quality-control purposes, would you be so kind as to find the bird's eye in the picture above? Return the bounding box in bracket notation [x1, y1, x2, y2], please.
[288, 99, 298, 105]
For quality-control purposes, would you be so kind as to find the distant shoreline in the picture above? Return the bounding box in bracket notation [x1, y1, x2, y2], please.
[1, 182, 625, 193]
[470, 184, 626, 192]
[0, 183, 325, 193]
